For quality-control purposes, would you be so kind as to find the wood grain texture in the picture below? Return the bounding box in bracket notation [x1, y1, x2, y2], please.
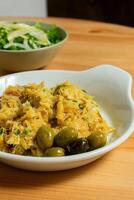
[0, 17, 134, 200]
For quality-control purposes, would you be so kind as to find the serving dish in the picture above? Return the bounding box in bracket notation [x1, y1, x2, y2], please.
[0, 64, 134, 171]
[0, 21, 68, 72]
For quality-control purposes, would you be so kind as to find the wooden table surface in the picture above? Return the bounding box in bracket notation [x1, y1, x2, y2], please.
[0, 17, 134, 200]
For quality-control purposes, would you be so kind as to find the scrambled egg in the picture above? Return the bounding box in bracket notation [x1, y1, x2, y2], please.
[0, 81, 112, 156]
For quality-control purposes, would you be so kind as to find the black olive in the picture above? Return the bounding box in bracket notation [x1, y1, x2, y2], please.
[66, 138, 90, 155]
[49, 117, 57, 128]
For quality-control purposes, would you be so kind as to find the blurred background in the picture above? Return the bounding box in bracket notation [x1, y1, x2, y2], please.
[0, 0, 134, 27]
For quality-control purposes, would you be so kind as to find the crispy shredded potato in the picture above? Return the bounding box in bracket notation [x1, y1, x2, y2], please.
[0, 81, 113, 156]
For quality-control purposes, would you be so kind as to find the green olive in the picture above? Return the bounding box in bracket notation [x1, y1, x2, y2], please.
[36, 126, 55, 150]
[87, 132, 107, 149]
[44, 147, 65, 157]
[55, 127, 78, 147]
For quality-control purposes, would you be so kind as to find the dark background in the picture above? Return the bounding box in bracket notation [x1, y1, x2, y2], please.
[48, 0, 134, 27]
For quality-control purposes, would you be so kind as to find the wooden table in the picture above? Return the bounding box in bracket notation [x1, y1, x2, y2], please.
[0, 17, 134, 200]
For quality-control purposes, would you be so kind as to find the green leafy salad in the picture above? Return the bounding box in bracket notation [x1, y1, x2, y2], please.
[0, 21, 62, 50]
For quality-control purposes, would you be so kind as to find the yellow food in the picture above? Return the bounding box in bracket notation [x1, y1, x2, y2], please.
[0, 81, 113, 156]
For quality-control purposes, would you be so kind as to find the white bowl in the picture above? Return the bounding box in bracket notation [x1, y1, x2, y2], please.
[0, 64, 134, 171]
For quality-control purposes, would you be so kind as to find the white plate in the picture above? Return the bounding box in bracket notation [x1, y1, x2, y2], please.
[0, 64, 134, 171]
